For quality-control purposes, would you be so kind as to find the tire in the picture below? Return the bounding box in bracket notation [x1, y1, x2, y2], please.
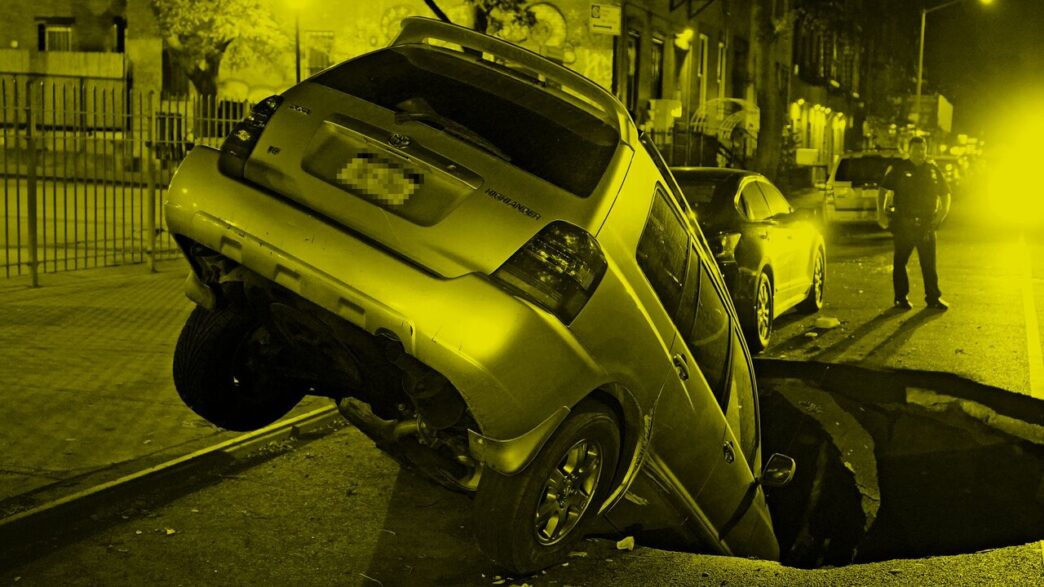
[744, 272, 773, 354]
[797, 248, 826, 313]
[472, 403, 621, 575]
[173, 305, 305, 431]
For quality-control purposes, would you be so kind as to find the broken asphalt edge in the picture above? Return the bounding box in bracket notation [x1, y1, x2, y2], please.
[754, 358, 1044, 429]
[0, 405, 343, 570]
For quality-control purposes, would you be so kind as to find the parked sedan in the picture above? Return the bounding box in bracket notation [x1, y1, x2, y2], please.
[671, 168, 826, 352]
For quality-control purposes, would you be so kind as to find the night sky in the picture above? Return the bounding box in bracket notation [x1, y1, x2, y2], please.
[924, 0, 1044, 137]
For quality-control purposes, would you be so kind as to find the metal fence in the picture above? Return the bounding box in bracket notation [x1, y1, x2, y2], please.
[0, 77, 250, 284]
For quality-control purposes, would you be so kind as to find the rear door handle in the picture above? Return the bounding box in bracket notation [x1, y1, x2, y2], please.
[722, 440, 736, 464]
[672, 353, 689, 381]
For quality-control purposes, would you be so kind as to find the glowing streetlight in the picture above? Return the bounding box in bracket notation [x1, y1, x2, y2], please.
[914, 0, 993, 128]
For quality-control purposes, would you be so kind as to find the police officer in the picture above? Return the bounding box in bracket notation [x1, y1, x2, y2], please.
[877, 136, 952, 310]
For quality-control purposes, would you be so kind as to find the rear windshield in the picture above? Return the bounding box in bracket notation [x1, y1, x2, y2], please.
[673, 172, 740, 228]
[834, 156, 902, 187]
[313, 46, 619, 197]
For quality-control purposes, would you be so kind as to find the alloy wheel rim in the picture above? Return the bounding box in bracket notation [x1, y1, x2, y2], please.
[757, 278, 771, 340]
[534, 439, 602, 545]
[813, 255, 824, 303]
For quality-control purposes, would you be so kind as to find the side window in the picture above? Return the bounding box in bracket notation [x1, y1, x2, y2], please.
[674, 245, 701, 337]
[760, 181, 793, 217]
[740, 182, 771, 221]
[639, 133, 716, 259]
[637, 189, 690, 317]
[687, 259, 731, 401]
[725, 330, 759, 467]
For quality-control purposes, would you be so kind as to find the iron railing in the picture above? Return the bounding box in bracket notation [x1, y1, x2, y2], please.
[0, 77, 250, 284]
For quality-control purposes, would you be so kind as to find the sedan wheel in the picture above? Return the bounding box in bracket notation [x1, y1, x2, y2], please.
[745, 272, 773, 353]
[798, 249, 826, 313]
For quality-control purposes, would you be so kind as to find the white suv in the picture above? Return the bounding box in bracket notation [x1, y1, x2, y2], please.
[823, 151, 904, 228]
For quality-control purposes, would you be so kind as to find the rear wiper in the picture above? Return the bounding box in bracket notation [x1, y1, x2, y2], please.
[394, 111, 511, 162]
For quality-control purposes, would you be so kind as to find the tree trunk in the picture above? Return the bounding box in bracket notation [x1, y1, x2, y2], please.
[751, 0, 785, 182]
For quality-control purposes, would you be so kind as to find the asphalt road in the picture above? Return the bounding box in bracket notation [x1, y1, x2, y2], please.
[1, 184, 1042, 584]
[766, 191, 1044, 400]
[1, 416, 1039, 586]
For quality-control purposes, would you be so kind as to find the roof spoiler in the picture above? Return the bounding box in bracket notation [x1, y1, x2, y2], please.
[392, 17, 633, 140]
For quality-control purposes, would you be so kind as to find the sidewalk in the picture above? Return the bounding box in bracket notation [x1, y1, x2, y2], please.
[0, 260, 330, 518]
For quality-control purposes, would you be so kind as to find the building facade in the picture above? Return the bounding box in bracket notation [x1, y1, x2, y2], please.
[0, 0, 948, 181]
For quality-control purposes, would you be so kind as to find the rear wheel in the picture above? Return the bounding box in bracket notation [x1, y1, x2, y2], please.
[745, 272, 773, 353]
[472, 403, 620, 575]
[797, 248, 826, 313]
[173, 306, 305, 431]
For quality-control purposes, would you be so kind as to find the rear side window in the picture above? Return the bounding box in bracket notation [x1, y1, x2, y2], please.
[759, 181, 792, 217]
[835, 156, 902, 187]
[688, 261, 731, 401]
[740, 182, 771, 221]
[314, 46, 619, 197]
[637, 189, 690, 317]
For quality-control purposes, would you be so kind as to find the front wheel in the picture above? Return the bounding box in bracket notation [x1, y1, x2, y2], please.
[797, 249, 826, 313]
[173, 305, 305, 431]
[744, 272, 774, 353]
[472, 403, 620, 575]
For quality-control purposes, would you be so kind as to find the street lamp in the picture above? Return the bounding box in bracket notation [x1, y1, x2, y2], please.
[914, 0, 993, 128]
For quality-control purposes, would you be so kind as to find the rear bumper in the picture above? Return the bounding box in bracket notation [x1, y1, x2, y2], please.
[824, 202, 879, 225]
[164, 147, 607, 452]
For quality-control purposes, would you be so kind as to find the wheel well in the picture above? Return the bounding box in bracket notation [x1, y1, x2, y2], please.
[760, 264, 774, 286]
[578, 387, 639, 498]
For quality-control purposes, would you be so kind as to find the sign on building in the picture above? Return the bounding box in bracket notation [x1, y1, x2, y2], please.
[589, 2, 621, 35]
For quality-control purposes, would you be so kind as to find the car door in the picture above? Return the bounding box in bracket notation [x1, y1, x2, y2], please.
[758, 180, 805, 302]
[667, 250, 762, 553]
[633, 189, 746, 547]
[736, 180, 777, 291]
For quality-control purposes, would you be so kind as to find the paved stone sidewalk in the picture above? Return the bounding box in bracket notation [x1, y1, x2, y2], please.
[0, 260, 330, 516]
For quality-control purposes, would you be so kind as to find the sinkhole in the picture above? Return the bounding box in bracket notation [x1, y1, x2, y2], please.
[755, 359, 1044, 569]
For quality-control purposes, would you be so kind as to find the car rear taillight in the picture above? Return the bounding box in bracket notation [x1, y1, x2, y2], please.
[491, 221, 607, 325]
[710, 232, 741, 262]
[218, 95, 283, 178]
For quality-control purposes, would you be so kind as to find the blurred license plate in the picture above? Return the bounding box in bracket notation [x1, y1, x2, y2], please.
[335, 153, 420, 207]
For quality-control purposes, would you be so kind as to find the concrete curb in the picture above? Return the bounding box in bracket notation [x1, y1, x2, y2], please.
[0, 405, 343, 569]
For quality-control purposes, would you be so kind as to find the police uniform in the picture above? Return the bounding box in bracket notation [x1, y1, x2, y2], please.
[880, 158, 950, 306]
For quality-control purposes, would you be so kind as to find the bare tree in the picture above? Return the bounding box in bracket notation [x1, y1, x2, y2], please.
[422, 0, 536, 33]
[150, 0, 289, 97]
[750, 0, 793, 181]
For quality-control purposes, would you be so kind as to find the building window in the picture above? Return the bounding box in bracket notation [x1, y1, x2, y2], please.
[162, 48, 191, 99]
[40, 24, 73, 52]
[651, 37, 664, 100]
[697, 33, 709, 106]
[305, 31, 334, 78]
[716, 40, 727, 100]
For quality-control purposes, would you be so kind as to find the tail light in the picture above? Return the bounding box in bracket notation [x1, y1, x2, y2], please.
[218, 95, 283, 178]
[710, 232, 741, 262]
[491, 221, 607, 324]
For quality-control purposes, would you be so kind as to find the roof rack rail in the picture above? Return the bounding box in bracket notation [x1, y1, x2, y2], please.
[392, 17, 632, 139]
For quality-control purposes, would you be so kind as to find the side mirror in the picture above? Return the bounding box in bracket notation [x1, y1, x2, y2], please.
[760, 453, 796, 488]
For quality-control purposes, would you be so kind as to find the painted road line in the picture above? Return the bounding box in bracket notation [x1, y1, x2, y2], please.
[1019, 235, 1044, 399]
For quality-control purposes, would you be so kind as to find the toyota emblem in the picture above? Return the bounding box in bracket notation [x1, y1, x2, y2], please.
[389, 133, 411, 149]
